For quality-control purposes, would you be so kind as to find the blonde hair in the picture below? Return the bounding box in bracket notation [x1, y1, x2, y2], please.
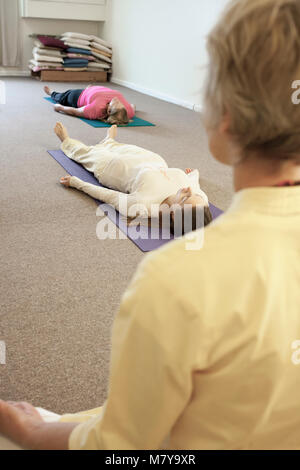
[106, 107, 129, 126]
[204, 0, 300, 159]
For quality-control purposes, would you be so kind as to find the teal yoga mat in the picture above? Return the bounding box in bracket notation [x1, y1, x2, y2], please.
[44, 97, 155, 127]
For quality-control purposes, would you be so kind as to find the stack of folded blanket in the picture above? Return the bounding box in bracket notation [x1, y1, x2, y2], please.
[63, 47, 94, 72]
[61, 32, 113, 72]
[29, 33, 112, 73]
[29, 35, 67, 72]
[89, 35, 113, 68]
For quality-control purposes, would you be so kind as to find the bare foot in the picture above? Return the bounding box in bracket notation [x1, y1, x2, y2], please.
[107, 124, 117, 139]
[60, 175, 71, 187]
[185, 168, 194, 174]
[44, 85, 52, 96]
[54, 122, 69, 142]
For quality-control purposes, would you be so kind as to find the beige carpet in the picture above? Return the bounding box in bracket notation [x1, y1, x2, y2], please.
[0, 77, 233, 414]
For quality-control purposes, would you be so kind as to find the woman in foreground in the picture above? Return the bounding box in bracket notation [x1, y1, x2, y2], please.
[44, 84, 135, 125]
[1, 0, 300, 450]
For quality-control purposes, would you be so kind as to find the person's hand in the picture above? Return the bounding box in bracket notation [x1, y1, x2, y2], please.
[0, 400, 44, 449]
[185, 168, 194, 174]
[54, 104, 64, 113]
[60, 175, 72, 187]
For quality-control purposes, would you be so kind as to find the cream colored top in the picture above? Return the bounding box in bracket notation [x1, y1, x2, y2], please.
[64, 186, 300, 450]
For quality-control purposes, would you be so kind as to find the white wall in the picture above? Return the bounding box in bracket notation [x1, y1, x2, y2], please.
[18, 0, 229, 108]
[101, 0, 228, 110]
[20, 18, 101, 69]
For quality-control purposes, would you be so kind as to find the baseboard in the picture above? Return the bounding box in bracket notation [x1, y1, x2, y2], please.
[0, 71, 204, 110]
[110, 77, 202, 113]
[0, 69, 30, 77]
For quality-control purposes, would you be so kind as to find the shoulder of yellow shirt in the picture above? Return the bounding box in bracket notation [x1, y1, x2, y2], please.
[138, 210, 260, 289]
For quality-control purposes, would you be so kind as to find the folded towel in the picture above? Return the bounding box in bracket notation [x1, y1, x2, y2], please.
[87, 61, 110, 70]
[90, 42, 112, 55]
[30, 59, 64, 68]
[29, 64, 64, 72]
[63, 57, 89, 64]
[34, 41, 64, 52]
[62, 32, 92, 41]
[64, 41, 91, 51]
[64, 63, 89, 68]
[37, 35, 67, 49]
[66, 53, 95, 61]
[34, 39, 44, 48]
[89, 35, 112, 49]
[33, 53, 63, 63]
[66, 47, 92, 55]
[91, 51, 112, 64]
[61, 37, 90, 47]
[33, 47, 63, 58]
[91, 47, 112, 59]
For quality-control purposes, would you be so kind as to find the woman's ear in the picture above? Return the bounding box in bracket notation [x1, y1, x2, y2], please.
[219, 111, 231, 135]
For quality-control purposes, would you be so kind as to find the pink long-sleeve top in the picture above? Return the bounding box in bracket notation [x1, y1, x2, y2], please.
[77, 86, 135, 121]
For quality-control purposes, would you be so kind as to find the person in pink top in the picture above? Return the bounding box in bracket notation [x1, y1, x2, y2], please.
[44, 85, 135, 125]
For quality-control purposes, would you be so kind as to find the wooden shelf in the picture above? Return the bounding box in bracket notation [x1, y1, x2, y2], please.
[21, 0, 106, 22]
[31, 70, 108, 82]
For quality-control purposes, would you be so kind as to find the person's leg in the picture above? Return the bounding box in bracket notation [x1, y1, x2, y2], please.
[98, 125, 166, 168]
[55, 122, 163, 182]
[101, 124, 118, 142]
[95, 125, 127, 159]
[44, 85, 72, 104]
[51, 90, 72, 105]
[45, 86, 83, 108]
[54, 122, 107, 174]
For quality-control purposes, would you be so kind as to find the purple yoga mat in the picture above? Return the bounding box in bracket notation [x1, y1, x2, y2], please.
[48, 149, 223, 252]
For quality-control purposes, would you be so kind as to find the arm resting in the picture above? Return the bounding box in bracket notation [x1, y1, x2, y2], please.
[56, 105, 85, 117]
[69, 176, 130, 215]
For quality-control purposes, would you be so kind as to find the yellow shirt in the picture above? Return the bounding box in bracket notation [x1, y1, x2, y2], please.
[65, 186, 300, 450]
